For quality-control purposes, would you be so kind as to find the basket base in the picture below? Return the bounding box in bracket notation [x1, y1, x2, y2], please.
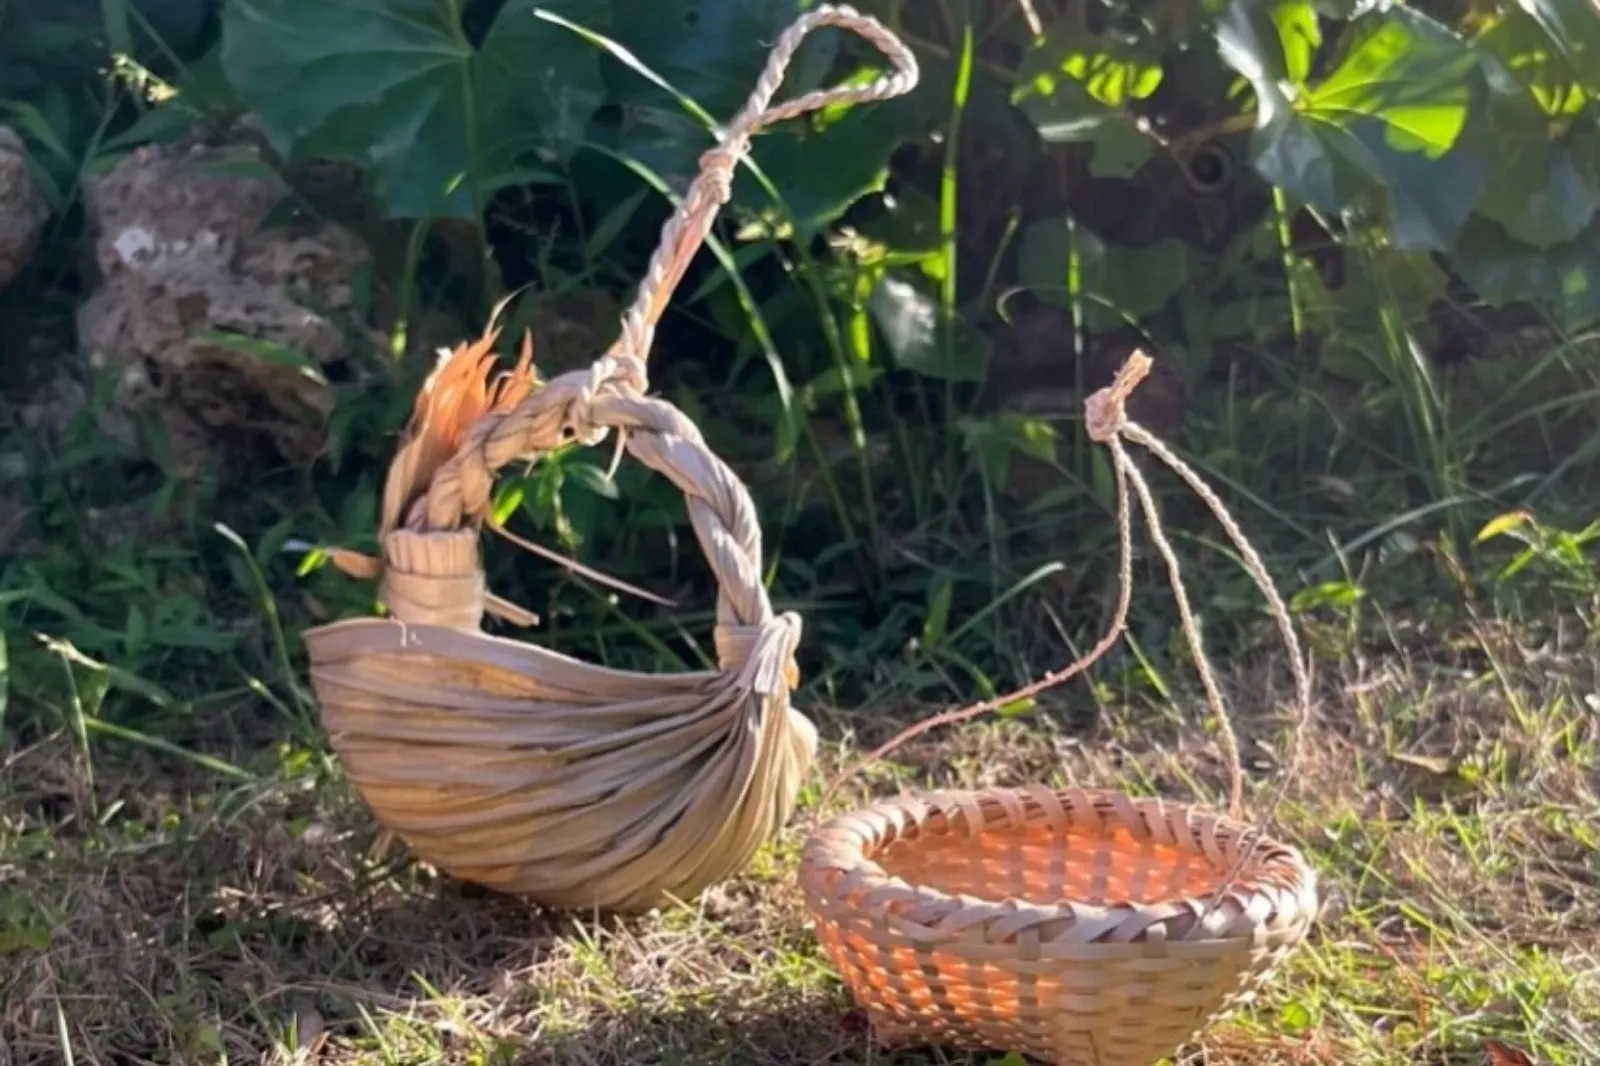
[306, 615, 821, 914]
[828, 953, 1268, 1066]
[845, 998, 1252, 1066]
[800, 787, 1319, 1066]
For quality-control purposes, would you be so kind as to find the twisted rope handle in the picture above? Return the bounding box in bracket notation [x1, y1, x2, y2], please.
[602, 4, 919, 391]
[820, 352, 1314, 830]
[409, 4, 918, 535]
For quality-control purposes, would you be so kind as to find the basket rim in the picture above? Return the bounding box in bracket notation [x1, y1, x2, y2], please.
[302, 614, 726, 686]
[799, 784, 1317, 940]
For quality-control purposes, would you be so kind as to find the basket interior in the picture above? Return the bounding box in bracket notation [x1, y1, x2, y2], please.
[874, 818, 1233, 906]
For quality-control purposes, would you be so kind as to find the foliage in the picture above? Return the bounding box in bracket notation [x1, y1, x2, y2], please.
[1, 0, 1598, 740]
[217, 0, 928, 229]
[217, 0, 606, 220]
[1006, 0, 1600, 333]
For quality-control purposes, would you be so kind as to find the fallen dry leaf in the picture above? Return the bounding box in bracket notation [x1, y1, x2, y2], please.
[1485, 1038, 1537, 1066]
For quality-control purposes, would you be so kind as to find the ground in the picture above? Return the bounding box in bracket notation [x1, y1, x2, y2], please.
[3, 610, 1596, 1066]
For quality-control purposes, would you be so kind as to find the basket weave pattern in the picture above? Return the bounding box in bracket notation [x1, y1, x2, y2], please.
[307, 386, 817, 912]
[799, 787, 1318, 1066]
[302, 5, 918, 914]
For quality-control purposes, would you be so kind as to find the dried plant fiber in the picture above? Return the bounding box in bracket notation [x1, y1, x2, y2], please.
[302, 5, 919, 913]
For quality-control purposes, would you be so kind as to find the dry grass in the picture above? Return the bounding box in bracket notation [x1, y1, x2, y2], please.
[2, 621, 1598, 1066]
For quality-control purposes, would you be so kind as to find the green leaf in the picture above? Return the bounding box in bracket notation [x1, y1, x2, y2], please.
[1454, 214, 1600, 331]
[1282, 243, 1447, 379]
[1476, 510, 1534, 543]
[1290, 580, 1365, 612]
[1475, 135, 1599, 250]
[1475, 9, 1589, 116]
[1279, 999, 1317, 1034]
[1520, 0, 1600, 95]
[590, 0, 924, 237]
[607, 0, 821, 121]
[1085, 117, 1155, 178]
[922, 573, 953, 648]
[1016, 23, 1163, 111]
[867, 273, 991, 382]
[1325, 244, 1448, 320]
[195, 330, 329, 386]
[1272, 0, 1323, 85]
[219, 0, 606, 219]
[1462, 45, 1599, 249]
[1219, 2, 1488, 250]
[1012, 22, 1161, 177]
[588, 0, 823, 190]
[1017, 218, 1192, 330]
[564, 461, 622, 500]
[960, 412, 1059, 488]
[733, 95, 927, 239]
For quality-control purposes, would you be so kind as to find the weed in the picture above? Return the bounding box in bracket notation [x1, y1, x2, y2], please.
[3, 605, 1597, 1064]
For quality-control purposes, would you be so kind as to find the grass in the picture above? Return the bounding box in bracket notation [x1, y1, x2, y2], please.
[4, 602, 1596, 1066]
[3, 5, 1600, 1065]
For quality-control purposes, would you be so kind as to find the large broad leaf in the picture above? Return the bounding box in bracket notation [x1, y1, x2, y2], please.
[1475, 9, 1590, 116]
[590, 0, 805, 188]
[1520, 0, 1600, 96]
[1218, 0, 1488, 250]
[588, 0, 924, 237]
[867, 272, 992, 382]
[731, 95, 929, 239]
[1017, 218, 1192, 331]
[1012, 23, 1163, 177]
[1462, 53, 1599, 249]
[607, 0, 825, 119]
[1453, 215, 1600, 331]
[219, 0, 606, 219]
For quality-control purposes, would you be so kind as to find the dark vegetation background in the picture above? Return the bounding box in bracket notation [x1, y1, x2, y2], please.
[0, 0, 1596, 759]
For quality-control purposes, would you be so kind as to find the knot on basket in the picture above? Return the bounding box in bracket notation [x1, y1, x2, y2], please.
[697, 145, 740, 205]
[563, 349, 651, 448]
[1084, 350, 1151, 443]
[716, 611, 803, 696]
[426, 355, 652, 531]
[590, 349, 650, 397]
[378, 529, 490, 629]
[299, 3, 924, 914]
[598, 332, 652, 397]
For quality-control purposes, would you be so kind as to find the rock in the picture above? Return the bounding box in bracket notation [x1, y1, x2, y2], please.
[19, 374, 87, 437]
[0, 126, 49, 292]
[76, 139, 373, 478]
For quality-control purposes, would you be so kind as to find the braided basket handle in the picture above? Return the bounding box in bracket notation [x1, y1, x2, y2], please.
[360, 7, 917, 675]
[603, 5, 920, 381]
[402, 4, 918, 536]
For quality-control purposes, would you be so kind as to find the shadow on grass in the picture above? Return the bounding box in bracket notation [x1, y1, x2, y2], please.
[8, 632, 1598, 1065]
[521, 998, 996, 1066]
[0, 733, 999, 1066]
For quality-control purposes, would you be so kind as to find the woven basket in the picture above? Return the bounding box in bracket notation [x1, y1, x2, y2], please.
[301, 6, 918, 914]
[799, 786, 1318, 1066]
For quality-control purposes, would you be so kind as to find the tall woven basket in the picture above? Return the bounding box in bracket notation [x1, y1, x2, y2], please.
[303, 7, 919, 913]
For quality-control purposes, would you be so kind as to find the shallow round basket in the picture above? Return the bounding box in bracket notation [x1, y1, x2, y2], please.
[799, 786, 1318, 1066]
